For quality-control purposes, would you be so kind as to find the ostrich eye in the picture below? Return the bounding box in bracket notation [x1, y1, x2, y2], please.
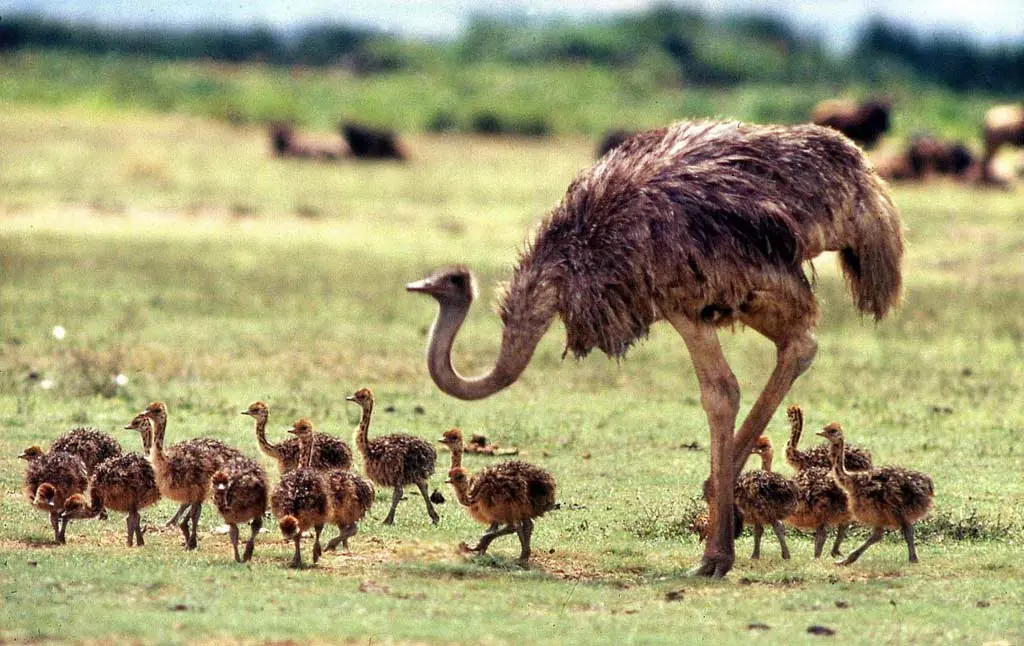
[449, 275, 465, 287]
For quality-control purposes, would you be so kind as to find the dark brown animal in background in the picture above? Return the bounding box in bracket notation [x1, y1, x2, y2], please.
[907, 135, 974, 179]
[243, 401, 352, 475]
[346, 388, 439, 525]
[818, 423, 934, 565]
[267, 121, 344, 160]
[211, 456, 269, 562]
[50, 426, 122, 476]
[271, 418, 331, 568]
[340, 122, 407, 160]
[441, 429, 556, 566]
[60, 450, 161, 547]
[980, 104, 1024, 184]
[408, 119, 903, 577]
[20, 446, 88, 543]
[733, 436, 798, 560]
[595, 128, 636, 158]
[785, 405, 872, 472]
[812, 98, 891, 149]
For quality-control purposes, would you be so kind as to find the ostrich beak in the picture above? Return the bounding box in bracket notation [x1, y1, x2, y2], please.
[815, 430, 828, 438]
[345, 395, 356, 402]
[405, 278, 432, 293]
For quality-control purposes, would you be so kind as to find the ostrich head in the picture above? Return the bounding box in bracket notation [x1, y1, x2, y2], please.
[211, 471, 230, 491]
[445, 467, 470, 485]
[288, 418, 314, 437]
[34, 483, 58, 507]
[752, 435, 773, 456]
[124, 413, 149, 432]
[816, 422, 844, 445]
[19, 446, 45, 461]
[345, 388, 374, 410]
[438, 428, 464, 447]
[242, 401, 269, 419]
[279, 515, 299, 539]
[61, 493, 91, 519]
[140, 401, 167, 422]
[405, 265, 476, 307]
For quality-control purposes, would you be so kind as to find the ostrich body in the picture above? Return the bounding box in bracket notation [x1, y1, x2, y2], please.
[20, 447, 88, 543]
[785, 405, 872, 472]
[818, 423, 934, 564]
[733, 436, 798, 560]
[242, 401, 352, 474]
[140, 401, 243, 550]
[270, 418, 330, 567]
[51, 426, 122, 476]
[407, 120, 903, 577]
[61, 452, 160, 546]
[211, 455, 269, 562]
[322, 469, 375, 552]
[441, 428, 556, 565]
[346, 388, 439, 525]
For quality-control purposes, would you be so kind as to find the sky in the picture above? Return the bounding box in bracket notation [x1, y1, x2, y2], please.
[1, 0, 1022, 50]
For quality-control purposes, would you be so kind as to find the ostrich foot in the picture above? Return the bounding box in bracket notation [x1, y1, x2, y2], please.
[687, 555, 733, 578]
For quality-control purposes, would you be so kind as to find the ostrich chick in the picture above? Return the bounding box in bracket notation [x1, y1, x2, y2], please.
[346, 388, 439, 525]
[51, 426, 123, 475]
[242, 401, 352, 474]
[322, 469, 375, 552]
[818, 423, 934, 564]
[270, 418, 330, 567]
[139, 401, 242, 550]
[785, 405, 872, 471]
[441, 427, 555, 565]
[20, 446, 88, 543]
[211, 456, 269, 562]
[734, 436, 798, 560]
[61, 451, 160, 546]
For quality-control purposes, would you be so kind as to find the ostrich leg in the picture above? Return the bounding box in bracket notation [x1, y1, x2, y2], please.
[668, 314, 740, 578]
[732, 298, 818, 479]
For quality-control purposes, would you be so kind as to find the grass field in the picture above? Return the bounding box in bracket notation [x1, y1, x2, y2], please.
[1, 105, 1022, 645]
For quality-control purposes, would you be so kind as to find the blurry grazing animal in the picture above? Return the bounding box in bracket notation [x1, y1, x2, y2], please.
[339, 122, 407, 160]
[407, 119, 903, 578]
[980, 104, 1024, 184]
[812, 98, 891, 149]
[268, 121, 344, 160]
[907, 135, 974, 179]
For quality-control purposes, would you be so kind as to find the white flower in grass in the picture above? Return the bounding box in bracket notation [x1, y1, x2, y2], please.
[39, 379, 54, 390]
[52, 325, 66, 340]
[113, 374, 129, 386]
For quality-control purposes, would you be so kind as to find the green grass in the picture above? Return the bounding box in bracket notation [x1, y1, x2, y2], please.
[1, 105, 1022, 644]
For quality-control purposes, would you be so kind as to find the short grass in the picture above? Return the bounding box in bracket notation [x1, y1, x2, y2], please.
[1, 106, 1022, 645]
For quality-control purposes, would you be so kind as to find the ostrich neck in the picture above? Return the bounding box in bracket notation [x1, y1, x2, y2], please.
[829, 438, 851, 484]
[759, 452, 774, 472]
[297, 433, 315, 468]
[140, 420, 153, 454]
[449, 444, 463, 470]
[254, 415, 280, 458]
[149, 415, 168, 470]
[354, 404, 373, 457]
[425, 298, 549, 401]
[449, 477, 474, 507]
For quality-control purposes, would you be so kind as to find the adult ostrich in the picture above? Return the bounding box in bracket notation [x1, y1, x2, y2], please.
[407, 119, 903, 577]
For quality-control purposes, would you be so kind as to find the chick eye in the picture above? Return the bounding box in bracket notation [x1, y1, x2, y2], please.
[450, 275, 464, 287]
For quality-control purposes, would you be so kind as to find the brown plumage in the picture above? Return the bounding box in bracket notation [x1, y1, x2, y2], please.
[818, 423, 934, 564]
[270, 418, 330, 567]
[51, 426, 122, 475]
[242, 401, 352, 474]
[785, 405, 872, 472]
[440, 427, 555, 565]
[20, 446, 88, 543]
[408, 119, 903, 577]
[139, 401, 244, 550]
[322, 469, 375, 552]
[61, 452, 160, 547]
[785, 467, 852, 558]
[347, 388, 439, 525]
[733, 436, 798, 560]
[211, 456, 269, 562]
